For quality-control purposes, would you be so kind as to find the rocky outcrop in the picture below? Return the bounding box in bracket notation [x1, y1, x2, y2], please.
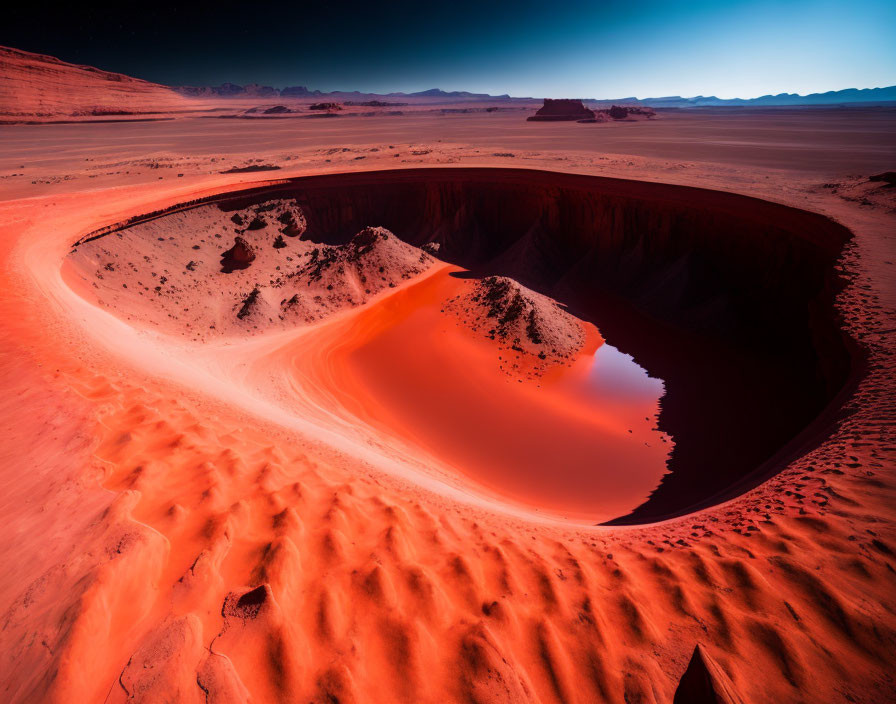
[578, 105, 658, 123]
[608, 105, 629, 120]
[309, 102, 343, 111]
[221, 164, 282, 174]
[869, 171, 896, 187]
[66, 198, 434, 339]
[527, 99, 595, 121]
[236, 286, 260, 319]
[220, 237, 256, 273]
[287, 226, 433, 317]
[674, 645, 746, 704]
[444, 276, 587, 371]
[607, 105, 656, 120]
[278, 209, 307, 238]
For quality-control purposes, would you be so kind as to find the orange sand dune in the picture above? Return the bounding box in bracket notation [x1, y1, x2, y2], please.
[0, 45, 192, 118]
[286, 265, 670, 522]
[0, 116, 894, 704]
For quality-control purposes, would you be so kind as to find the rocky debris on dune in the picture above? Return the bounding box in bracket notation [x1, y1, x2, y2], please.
[309, 102, 343, 111]
[236, 286, 260, 319]
[343, 100, 408, 107]
[607, 105, 656, 120]
[223, 585, 271, 620]
[262, 105, 291, 114]
[444, 275, 587, 375]
[284, 227, 434, 319]
[869, 171, 896, 187]
[221, 164, 282, 174]
[66, 200, 434, 340]
[278, 209, 307, 238]
[527, 98, 595, 121]
[673, 645, 746, 704]
[609, 105, 630, 119]
[220, 236, 256, 273]
[578, 105, 657, 123]
[246, 215, 267, 231]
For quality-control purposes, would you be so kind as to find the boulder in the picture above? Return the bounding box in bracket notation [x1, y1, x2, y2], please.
[220, 236, 256, 273]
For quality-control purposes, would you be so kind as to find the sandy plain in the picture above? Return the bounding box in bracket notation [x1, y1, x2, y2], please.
[0, 107, 895, 703]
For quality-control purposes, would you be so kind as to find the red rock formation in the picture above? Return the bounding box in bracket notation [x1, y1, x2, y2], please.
[220, 236, 256, 273]
[0, 45, 191, 117]
[608, 105, 629, 120]
[527, 98, 595, 121]
[605, 105, 657, 120]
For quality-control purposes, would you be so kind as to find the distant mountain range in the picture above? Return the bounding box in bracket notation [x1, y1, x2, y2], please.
[173, 84, 513, 101]
[172, 82, 896, 106]
[610, 86, 896, 107]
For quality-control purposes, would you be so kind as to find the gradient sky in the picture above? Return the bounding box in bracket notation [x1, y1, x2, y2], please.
[4, 0, 895, 97]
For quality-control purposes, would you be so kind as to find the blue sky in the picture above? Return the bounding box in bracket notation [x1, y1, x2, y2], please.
[5, 0, 895, 97]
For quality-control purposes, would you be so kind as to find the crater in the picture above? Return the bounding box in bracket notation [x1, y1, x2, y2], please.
[66, 168, 860, 524]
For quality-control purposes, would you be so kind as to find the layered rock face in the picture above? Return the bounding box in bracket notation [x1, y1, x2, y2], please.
[0, 45, 191, 117]
[527, 98, 595, 121]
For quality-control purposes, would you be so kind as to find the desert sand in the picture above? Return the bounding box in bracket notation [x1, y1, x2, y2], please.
[0, 46, 192, 118]
[0, 99, 894, 704]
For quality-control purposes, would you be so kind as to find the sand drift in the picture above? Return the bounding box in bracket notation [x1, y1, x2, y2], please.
[66, 168, 858, 524]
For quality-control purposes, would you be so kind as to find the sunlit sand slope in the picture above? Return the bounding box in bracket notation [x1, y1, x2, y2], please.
[0, 150, 893, 704]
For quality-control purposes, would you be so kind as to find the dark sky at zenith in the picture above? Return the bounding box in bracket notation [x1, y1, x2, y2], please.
[4, 0, 895, 98]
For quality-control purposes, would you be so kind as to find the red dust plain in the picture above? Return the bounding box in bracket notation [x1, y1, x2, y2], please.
[1, 47, 895, 704]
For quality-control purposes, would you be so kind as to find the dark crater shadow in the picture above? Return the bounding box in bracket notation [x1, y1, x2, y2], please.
[81, 168, 863, 524]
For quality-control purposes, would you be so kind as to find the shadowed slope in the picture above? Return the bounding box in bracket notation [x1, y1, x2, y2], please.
[674, 645, 746, 704]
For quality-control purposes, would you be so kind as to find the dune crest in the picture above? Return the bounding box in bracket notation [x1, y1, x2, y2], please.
[0, 45, 191, 117]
